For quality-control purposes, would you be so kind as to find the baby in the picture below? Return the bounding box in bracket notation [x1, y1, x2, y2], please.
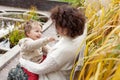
[18, 20, 55, 80]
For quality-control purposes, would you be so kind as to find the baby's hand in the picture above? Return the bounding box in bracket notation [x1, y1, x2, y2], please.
[47, 37, 55, 42]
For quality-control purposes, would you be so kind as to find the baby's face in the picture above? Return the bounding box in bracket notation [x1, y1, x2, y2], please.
[27, 25, 42, 40]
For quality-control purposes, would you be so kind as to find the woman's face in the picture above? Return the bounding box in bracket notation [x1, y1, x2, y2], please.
[56, 26, 67, 36]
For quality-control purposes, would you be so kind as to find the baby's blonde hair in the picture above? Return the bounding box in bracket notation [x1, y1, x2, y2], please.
[23, 20, 42, 37]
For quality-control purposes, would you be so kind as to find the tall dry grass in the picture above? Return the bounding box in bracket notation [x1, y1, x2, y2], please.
[70, 0, 120, 80]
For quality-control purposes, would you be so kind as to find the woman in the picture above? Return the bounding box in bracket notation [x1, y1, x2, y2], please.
[20, 5, 86, 80]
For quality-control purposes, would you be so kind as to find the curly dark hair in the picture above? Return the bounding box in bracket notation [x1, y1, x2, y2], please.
[51, 5, 86, 38]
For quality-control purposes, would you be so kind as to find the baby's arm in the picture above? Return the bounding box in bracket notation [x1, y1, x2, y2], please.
[22, 37, 55, 51]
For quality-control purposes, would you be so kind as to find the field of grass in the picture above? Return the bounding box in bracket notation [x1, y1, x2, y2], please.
[69, 0, 120, 80]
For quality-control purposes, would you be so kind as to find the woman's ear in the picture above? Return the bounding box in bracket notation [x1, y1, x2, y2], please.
[63, 28, 68, 35]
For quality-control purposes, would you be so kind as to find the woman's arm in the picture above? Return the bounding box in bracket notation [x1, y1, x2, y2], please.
[19, 39, 72, 74]
[19, 55, 60, 74]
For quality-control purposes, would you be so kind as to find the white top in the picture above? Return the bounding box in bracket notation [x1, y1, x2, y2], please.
[19, 34, 86, 80]
[19, 37, 49, 63]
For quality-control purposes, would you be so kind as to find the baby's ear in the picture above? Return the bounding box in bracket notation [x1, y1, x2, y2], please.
[26, 32, 30, 37]
[38, 22, 42, 28]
